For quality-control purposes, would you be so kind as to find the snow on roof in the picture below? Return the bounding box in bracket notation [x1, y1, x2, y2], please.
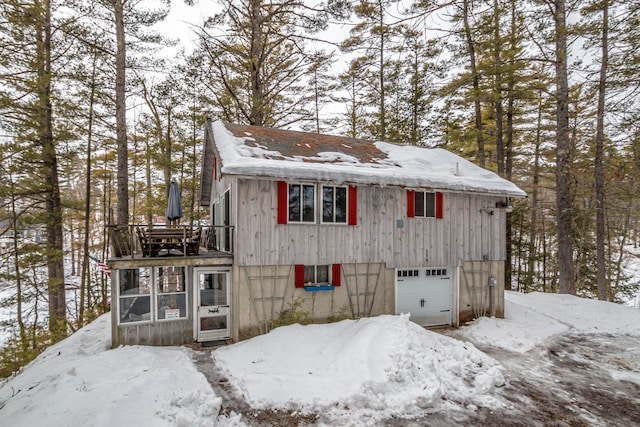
[209, 120, 526, 197]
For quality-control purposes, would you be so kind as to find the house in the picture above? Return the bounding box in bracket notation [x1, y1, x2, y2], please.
[107, 120, 525, 347]
[0, 219, 47, 255]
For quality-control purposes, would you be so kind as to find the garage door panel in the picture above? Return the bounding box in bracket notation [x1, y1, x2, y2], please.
[397, 268, 452, 327]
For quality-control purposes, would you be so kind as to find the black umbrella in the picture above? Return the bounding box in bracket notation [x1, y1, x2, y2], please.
[166, 177, 183, 224]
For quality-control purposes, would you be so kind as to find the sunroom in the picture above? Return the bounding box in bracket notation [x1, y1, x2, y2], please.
[106, 224, 233, 347]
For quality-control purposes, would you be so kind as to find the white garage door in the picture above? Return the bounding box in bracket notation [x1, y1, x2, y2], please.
[396, 267, 452, 327]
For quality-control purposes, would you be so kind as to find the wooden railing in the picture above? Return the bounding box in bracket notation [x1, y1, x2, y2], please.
[107, 224, 234, 258]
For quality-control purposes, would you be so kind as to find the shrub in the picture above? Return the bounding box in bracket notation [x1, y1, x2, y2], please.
[328, 305, 353, 323]
[272, 298, 311, 328]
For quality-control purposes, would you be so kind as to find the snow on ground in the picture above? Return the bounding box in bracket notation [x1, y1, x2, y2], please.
[623, 244, 640, 308]
[1, 292, 639, 426]
[0, 314, 223, 427]
[456, 290, 640, 353]
[214, 314, 505, 421]
[0, 284, 79, 348]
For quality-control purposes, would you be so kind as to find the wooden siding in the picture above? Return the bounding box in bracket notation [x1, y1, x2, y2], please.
[233, 263, 395, 340]
[230, 178, 507, 268]
[114, 319, 193, 347]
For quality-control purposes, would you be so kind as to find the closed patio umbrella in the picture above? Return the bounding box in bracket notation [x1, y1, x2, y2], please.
[166, 177, 183, 225]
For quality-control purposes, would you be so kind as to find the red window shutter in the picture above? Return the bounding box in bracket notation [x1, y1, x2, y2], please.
[407, 190, 415, 217]
[348, 186, 357, 225]
[213, 157, 217, 181]
[436, 191, 443, 219]
[277, 181, 288, 224]
[295, 264, 305, 288]
[332, 264, 341, 286]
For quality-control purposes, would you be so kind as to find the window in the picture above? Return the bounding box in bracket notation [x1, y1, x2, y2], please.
[119, 268, 151, 323]
[295, 264, 341, 288]
[118, 266, 187, 324]
[279, 182, 357, 225]
[304, 265, 329, 284]
[408, 190, 443, 219]
[426, 268, 447, 276]
[415, 191, 436, 218]
[322, 186, 347, 223]
[289, 183, 315, 223]
[156, 266, 187, 320]
[398, 269, 419, 277]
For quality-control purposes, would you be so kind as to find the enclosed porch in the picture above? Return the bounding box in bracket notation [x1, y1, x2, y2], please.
[107, 224, 234, 347]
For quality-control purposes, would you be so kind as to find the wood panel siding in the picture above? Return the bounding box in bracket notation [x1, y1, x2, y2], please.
[114, 319, 193, 347]
[234, 263, 395, 340]
[231, 179, 507, 268]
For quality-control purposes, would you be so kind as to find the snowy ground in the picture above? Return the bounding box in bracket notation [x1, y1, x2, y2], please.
[1, 292, 639, 426]
[623, 244, 640, 309]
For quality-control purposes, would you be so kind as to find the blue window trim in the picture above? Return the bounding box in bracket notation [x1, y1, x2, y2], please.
[303, 284, 335, 292]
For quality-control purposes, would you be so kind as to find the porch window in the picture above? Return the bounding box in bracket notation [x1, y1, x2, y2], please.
[156, 266, 187, 320]
[289, 183, 315, 223]
[117, 266, 188, 324]
[322, 186, 347, 223]
[119, 268, 151, 323]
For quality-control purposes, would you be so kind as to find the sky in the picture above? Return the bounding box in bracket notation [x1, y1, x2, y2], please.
[154, 0, 214, 52]
[1, 290, 639, 426]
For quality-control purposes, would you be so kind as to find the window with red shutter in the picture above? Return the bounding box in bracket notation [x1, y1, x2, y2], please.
[409, 190, 443, 219]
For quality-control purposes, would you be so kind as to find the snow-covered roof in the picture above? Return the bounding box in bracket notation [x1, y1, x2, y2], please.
[209, 120, 526, 197]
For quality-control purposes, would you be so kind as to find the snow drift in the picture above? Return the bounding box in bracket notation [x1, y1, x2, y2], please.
[214, 314, 506, 418]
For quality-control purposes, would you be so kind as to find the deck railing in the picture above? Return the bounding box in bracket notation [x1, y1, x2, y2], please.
[107, 224, 234, 259]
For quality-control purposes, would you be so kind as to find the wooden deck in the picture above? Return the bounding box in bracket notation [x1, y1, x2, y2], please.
[107, 224, 234, 265]
[107, 248, 233, 270]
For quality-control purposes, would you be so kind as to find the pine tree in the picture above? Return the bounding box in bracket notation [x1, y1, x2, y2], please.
[196, 0, 328, 127]
[342, 0, 400, 140]
[0, 0, 67, 339]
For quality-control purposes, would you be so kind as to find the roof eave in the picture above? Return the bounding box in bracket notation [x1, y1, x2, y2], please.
[219, 169, 526, 199]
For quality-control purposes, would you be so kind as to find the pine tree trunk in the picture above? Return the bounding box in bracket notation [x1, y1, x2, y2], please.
[595, 0, 609, 300]
[463, 0, 486, 168]
[494, 0, 504, 175]
[9, 176, 26, 345]
[527, 91, 543, 292]
[38, 0, 66, 339]
[145, 137, 153, 225]
[114, 0, 129, 226]
[249, 0, 265, 126]
[377, 0, 386, 141]
[554, 0, 575, 294]
[80, 50, 98, 327]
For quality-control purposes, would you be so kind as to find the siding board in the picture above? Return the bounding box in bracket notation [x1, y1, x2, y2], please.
[234, 179, 507, 268]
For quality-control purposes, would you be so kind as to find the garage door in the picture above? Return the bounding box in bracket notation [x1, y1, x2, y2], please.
[396, 267, 452, 327]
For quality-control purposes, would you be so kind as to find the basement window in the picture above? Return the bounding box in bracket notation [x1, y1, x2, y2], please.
[304, 265, 330, 285]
